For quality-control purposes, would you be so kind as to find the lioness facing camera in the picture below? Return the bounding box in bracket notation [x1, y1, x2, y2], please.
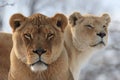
[8, 13, 74, 80]
[64, 12, 111, 80]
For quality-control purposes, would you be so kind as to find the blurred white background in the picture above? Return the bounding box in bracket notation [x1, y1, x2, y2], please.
[0, 0, 120, 80]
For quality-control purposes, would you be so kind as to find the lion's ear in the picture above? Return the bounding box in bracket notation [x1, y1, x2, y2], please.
[9, 13, 26, 32]
[69, 12, 83, 26]
[53, 13, 68, 32]
[102, 13, 111, 24]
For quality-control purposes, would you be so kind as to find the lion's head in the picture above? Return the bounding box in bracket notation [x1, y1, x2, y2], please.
[69, 12, 111, 51]
[10, 13, 67, 72]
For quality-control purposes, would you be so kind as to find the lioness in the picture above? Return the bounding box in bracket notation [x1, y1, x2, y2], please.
[0, 12, 111, 80]
[0, 33, 12, 80]
[8, 13, 74, 80]
[64, 12, 111, 80]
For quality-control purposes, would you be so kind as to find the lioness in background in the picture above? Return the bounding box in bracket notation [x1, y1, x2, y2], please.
[0, 33, 12, 80]
[64, 12, 111, 80]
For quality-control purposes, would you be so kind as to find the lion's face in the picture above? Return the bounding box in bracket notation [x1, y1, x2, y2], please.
[10, 13, 67, 72]
[69, 12, 111, 51]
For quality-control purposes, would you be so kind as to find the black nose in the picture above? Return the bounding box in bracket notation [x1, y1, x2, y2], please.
[33, 48, 46, 56]
[97, 32, 106, 38]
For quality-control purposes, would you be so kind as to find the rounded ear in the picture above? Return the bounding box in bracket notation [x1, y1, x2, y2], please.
[102, 13, 111, 23]
[69, 12, 83, 26]
[53, 13, 68, 32]
[9, 13, 26, 32]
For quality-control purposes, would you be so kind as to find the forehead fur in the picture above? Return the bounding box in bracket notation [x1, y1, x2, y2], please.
[82, 14, 100, 19]
[28, 14, 52, 26]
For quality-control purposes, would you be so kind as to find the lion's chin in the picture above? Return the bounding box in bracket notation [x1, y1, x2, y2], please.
[30, 62, 48, 72]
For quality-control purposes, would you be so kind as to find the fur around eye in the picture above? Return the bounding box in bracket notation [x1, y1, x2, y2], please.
[24, 33, 32, 40]
[85, 25, 94, 29]
[47, 33, 54, 40]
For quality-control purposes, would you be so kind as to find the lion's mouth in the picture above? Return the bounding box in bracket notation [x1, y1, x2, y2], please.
[30, 60, 48, 66]
[30, 60, 48, 72]
[90, 41, 105, 47]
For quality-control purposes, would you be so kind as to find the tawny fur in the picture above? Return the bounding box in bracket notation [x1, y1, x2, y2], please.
[0, 32, 12, 80]
[8, 13, 74, 80]
[0, 12, 111, 80]
[64, 12, 111, 80]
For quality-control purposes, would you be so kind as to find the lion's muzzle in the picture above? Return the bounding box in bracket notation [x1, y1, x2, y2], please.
[32, 48, 47, 56]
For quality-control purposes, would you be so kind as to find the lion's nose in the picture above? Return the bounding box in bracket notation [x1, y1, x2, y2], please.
[33, 48, 47, 56]
[97, 32, 106, 38]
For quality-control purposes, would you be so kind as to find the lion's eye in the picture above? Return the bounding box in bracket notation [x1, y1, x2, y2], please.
[85, 25, 94, 29]
[103, 25, 106, 28]
[47, 33, 54, 40]
[24, 33, 32, 40]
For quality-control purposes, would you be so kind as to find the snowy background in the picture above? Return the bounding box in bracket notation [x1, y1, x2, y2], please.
[0, 0, 120, 80]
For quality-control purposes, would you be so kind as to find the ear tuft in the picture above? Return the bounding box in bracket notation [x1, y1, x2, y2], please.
[102, 13, 111, 23]
[73, 17, 78, 25]
[57, 20, 62, 27]
[69, 12, 83, 26]
[9, 13, 26, 32]
[14, 21, 21, 28]
[53, 13, 68, 32]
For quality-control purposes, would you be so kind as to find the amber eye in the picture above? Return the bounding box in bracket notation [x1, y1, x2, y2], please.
[47, 33, 54, 40]
[85, 25, 94, 29]
[24, 33, 32, 40]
